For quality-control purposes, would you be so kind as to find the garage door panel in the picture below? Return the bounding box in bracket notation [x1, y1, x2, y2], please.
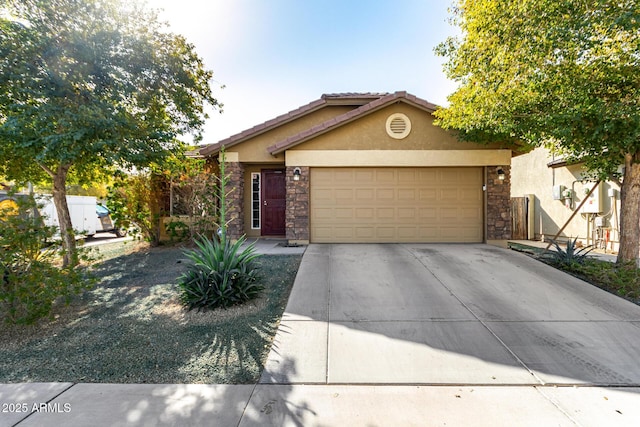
[440, 207, 459, 220]
[419, 207, 438, 220]
[355, 208, 374, 219]
[314, 208, 334, 219]
[418, 227, 439, 239]
[376, 208, 394, 219]
[398, 189, 416, 200]
[418, 169, 438, 181]
[311, 167, 483, 243]
[419, 188, 438, 201]
[314, 189, 334, 201]
[460, 188, 482, 201]
[355, 189, 374, 200]
[313, 227, 333, 239]
[376, 170, 395, 182]
[335, 208, 353, 219]
[397, 227, 418, 238]
[398, 208, 416, 219]
[398, 169, 417, 182]
[376, 189, 395, 201]
[355, 227, 375, 238]
[334, 170, 355, 181]
[440, 190, 460, 201]
[354, 170, 374, 182]
[335, 189, 354, 200]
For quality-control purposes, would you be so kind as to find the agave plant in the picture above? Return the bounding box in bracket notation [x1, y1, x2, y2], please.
[548, 237, 594, 266]
[178, 234, 263, 310]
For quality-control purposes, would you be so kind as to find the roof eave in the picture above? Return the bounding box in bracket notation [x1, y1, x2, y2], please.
[198, 93, 390, 158]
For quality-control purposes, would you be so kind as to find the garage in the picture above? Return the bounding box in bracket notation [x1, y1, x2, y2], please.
[197, 91, 513, 244]
[310, 167, 484, 243]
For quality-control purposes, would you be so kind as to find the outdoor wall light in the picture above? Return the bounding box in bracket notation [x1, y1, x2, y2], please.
[293, 167, 302, 181]
[497, 167, 505, 181]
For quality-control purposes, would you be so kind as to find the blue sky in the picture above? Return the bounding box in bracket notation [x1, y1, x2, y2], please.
[151, 0, 459, 145]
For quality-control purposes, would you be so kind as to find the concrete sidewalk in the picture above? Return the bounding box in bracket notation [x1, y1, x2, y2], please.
[3, 243, 640, 426]
[5, 382, 640, 426]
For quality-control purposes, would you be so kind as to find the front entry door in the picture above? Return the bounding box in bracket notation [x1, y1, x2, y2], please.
[261, 169, 286, 236]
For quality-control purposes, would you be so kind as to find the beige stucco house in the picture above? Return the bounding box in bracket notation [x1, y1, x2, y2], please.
[511, 147, 622, 252]
[198, 91, 515, 245]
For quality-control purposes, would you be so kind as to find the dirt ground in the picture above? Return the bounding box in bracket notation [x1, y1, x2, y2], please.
[0, 240, 302, 384]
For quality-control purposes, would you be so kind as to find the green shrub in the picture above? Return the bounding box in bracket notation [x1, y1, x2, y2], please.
[546, 237, 594, 266]
[178, 235, 263, 310]
[164, 219, 190, 242]
[0, 195, 94, 324]
[574, 259, 640, 300]
[107, 172, 164, 246]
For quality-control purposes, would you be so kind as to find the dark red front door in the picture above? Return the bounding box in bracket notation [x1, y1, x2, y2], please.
[261, 169, 286, 236]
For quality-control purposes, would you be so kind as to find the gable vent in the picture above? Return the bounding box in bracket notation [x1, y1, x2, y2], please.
[385, 113, 411, 139]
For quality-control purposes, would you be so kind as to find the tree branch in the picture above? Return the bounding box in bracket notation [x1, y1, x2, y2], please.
[37, 162, 56, 179]
[608, 173, 623, 188]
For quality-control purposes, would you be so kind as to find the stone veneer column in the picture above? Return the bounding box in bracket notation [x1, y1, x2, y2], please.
[285, 166, 310, 244]
[224, 162, 244, 240]
[486, 165, 512, 240]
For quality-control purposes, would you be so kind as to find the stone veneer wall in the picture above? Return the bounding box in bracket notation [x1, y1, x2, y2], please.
[486, 165, 512, 240]
[285, 166, 310, 243]
[225, 162, 245, 240]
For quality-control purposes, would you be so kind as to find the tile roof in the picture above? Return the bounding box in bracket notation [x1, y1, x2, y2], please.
[198, 93, 388, 157]
[321, 92, 390, 99]
[267, 91, 439, 155]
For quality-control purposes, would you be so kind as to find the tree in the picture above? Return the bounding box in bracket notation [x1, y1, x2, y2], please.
[435, 1, 640, 263]
[0, 0, 220, 266]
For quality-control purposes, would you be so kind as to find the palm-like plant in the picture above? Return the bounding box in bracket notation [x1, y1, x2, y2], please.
[548, 237, 594, 266]
[178, 235, 263, 310]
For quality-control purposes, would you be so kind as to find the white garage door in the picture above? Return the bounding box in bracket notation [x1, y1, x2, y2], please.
[310, 167, 484, 243]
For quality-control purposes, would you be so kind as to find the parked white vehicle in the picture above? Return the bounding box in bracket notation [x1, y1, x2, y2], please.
[95, 204, 127, 237]
[38, 195, 97, 237]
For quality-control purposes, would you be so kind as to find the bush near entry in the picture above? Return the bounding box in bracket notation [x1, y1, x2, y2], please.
[0, 195, 94, 324]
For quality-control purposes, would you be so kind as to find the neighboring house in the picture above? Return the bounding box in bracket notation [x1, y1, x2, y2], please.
[511, 147, 622, 252]
[197, 91, 515, 245]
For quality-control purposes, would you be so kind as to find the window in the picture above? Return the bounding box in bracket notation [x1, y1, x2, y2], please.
[251, 173, 260, 229]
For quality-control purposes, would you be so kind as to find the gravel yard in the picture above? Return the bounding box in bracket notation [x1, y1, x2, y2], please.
[0, 241, 302, 384]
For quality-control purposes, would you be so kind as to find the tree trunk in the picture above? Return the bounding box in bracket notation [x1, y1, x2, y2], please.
[51, 165, 77, 268]
[617, 154, 640, 265]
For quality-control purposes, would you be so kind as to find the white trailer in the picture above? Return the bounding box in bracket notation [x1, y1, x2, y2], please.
[38, 195, 97, 237]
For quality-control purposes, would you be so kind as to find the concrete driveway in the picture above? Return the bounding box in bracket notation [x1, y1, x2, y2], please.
[253, 243, 640, 425]
[8, 244, 640, 426]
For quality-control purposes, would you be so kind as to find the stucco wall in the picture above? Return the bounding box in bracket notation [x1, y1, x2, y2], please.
[511, 147, 621, 251]
[230, 106, 353, 163]
[295, 104, 504, 151]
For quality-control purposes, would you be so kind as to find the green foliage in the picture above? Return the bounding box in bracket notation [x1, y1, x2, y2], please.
[546, 237, 595, 266]
[0, 0, 220, 265]
[178, 235, 263, 310]
[164, 219, 190, 242]
[107, 172, 164, 246]
[435, 0, 640, 262]
[576, 260, 640, 300]
[107, 155, 218, 245]
[162, 155, 219, 241]
[436, 1, 639, 162]
[0, 195, 94, 324]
